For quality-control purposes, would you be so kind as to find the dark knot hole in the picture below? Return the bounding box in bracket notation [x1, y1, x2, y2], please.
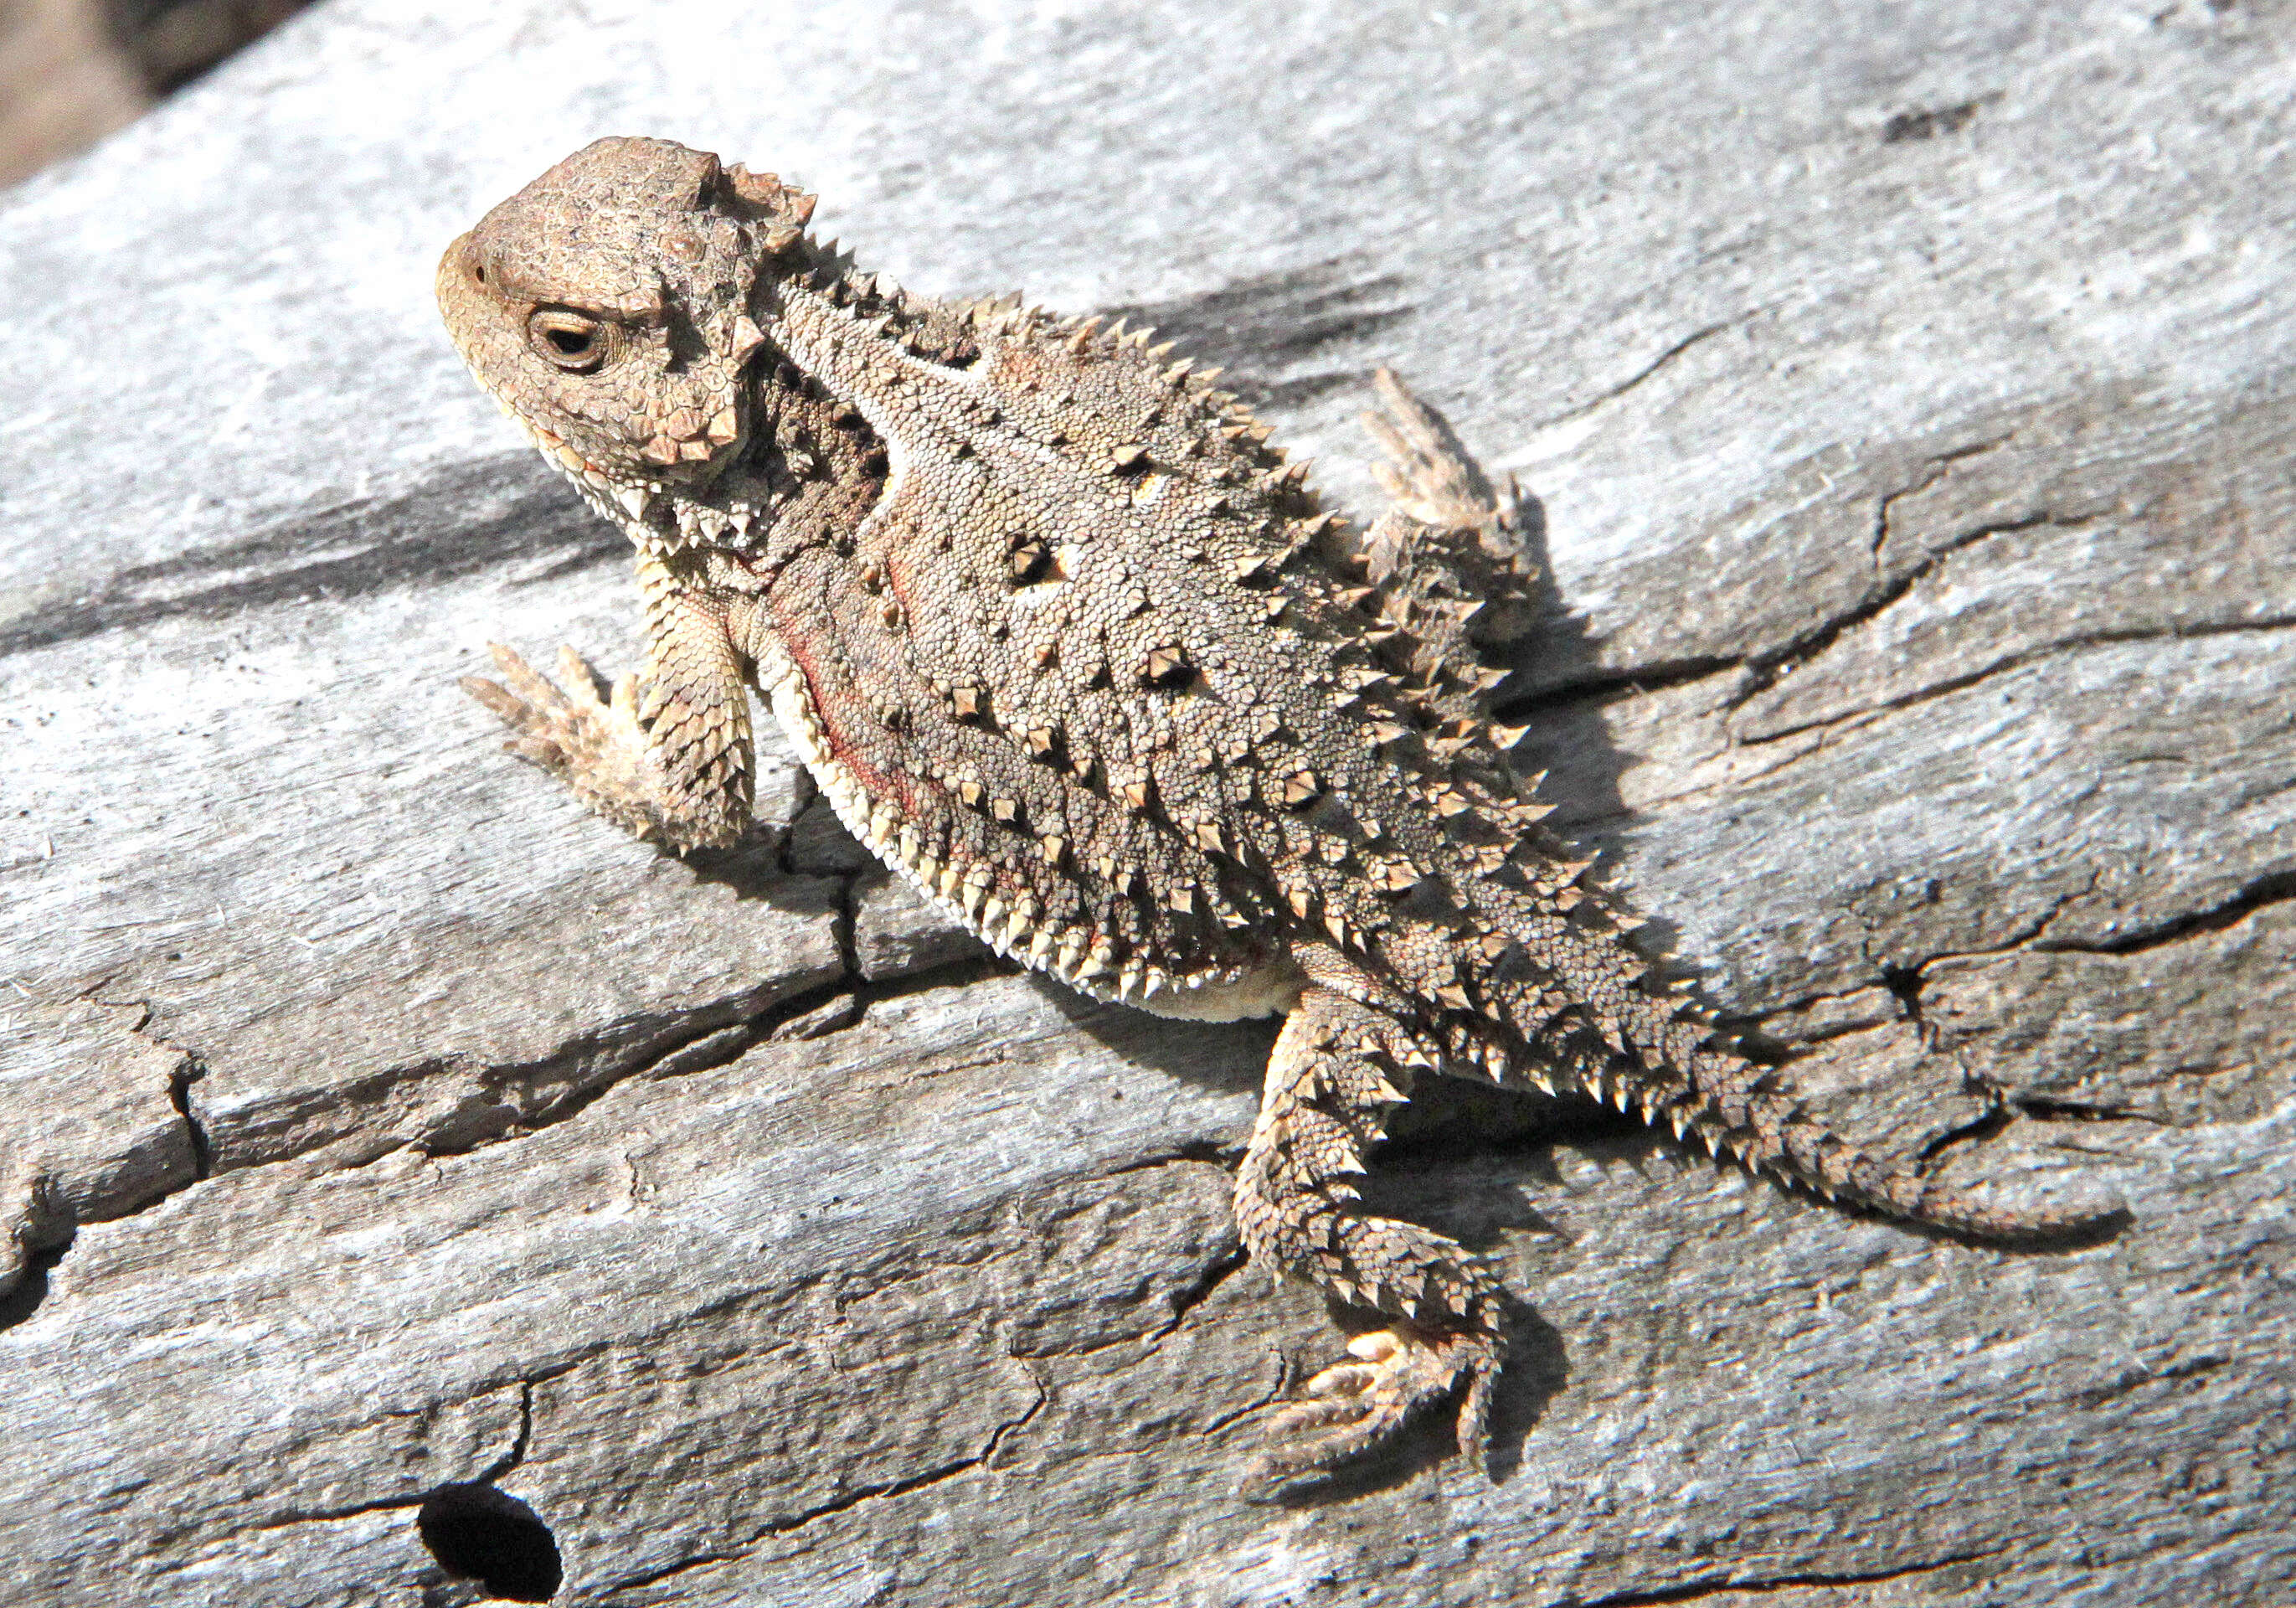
[415, 1482, 563, 1601]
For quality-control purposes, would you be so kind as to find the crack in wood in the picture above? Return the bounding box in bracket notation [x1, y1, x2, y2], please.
[1573, 1545, 2004, 1606]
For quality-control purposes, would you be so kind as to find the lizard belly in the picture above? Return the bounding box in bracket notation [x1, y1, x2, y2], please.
[755, 645, 1305, 1023]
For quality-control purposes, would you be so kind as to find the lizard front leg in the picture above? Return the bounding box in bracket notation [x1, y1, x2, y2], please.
[461, 551, 754, 852]
[1236, 984, 1504, 1487]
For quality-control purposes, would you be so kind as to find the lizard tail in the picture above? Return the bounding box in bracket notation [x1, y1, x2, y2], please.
[1601, 998, 2122, 1245]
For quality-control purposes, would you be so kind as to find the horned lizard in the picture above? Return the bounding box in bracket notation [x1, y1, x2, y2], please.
[437, 137, 2108, 1485]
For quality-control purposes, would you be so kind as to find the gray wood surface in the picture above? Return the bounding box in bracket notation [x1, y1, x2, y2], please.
[3, 1, 2290, 1603]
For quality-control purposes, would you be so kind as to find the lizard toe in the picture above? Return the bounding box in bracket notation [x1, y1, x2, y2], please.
[1248, 1319, 1495, 1488]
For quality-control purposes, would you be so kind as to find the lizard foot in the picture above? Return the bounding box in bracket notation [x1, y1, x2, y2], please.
[1354, 370, 1540, 679]
[461, 643, 731, 848]
[1250, 1318, 1495, 1488]
[1364, 367, 1511, 533]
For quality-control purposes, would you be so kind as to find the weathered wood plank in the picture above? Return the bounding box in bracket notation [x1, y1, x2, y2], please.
[2, 2, 2289, 1603]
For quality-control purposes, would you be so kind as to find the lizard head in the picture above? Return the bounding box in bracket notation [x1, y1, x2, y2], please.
[437, 136, 820, 550]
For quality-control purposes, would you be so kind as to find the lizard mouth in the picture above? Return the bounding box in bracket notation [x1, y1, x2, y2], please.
[518, 420, 776, 551]
[513, 389, 834, 558]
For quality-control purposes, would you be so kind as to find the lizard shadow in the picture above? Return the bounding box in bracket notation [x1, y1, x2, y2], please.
[1036, 977, 1274, 1104]
[1399, 399, 1705, 974]
[1489, 473, 1635, 822]
[673, 830, 809, 904]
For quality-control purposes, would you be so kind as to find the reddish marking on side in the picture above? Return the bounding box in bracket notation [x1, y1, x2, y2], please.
[772, 606, 909, 809]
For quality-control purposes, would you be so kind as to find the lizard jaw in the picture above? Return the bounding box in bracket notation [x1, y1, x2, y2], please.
[512, 414, 783, 558]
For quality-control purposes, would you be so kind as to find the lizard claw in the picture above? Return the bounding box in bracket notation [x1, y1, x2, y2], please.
[1248, 1318, 1496, 1489]
[554, 643, 612, 708]
[461, 642, 651, 817]
[461, 643, 600, 772]
[1362, 368, 1507, 534]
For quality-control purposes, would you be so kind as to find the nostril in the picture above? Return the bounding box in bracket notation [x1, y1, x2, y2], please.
[415, 1482, 562, 1601]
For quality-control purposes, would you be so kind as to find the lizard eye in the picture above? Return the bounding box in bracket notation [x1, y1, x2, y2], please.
[528, 308, 610, 372]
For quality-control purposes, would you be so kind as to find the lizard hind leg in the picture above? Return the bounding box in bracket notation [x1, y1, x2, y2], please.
[1235, 985, 1503, 1487]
